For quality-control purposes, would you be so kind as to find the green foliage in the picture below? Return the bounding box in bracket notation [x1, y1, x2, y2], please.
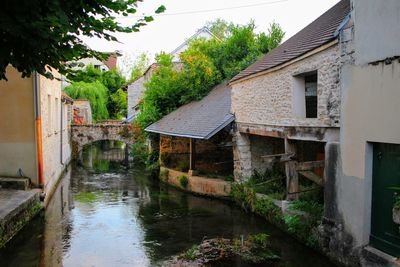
[283, 200, 324, 247]
[136, 53, 182, 130]
[130, 52, 150, 82]
[110, 88, 128, 119]
[253, 197, 284, 225]
[68, 65, 127, 119]
[242, 168, 286, 200]
[242, 233, 280, 263]
[289, 200, 324, 219]
[230, 183, 257, 211]
[177, 160, 190, 173]
[159, 169, 169, 181]
[135, 21, 285, 135]
[395, 196, 400, 209]
[182, 245, 198, 261]
[69, 65, 126, 94]
[206, 19, 234, 40]
[0, 1, 165, 80]
[230, 180, 323, 248]
[389, 187, 400, 209]
[224, 175, 234, 182]
[256, 22, 286, 54]
[178, 175, 189, 188]
[64, 81, 109, 120]
[131, 141, 147, 165]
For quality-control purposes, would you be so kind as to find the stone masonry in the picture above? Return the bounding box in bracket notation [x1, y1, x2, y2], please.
[71, 124, 133, 156]
[231, 44, 341, 128]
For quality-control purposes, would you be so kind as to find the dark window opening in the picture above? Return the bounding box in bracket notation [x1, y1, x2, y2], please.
[305, 73, 318, 118]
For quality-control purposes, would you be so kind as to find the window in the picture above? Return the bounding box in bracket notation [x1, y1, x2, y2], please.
[47, 95, 52, 134]
[305, 73, 317, 118]
[55, 97, 59, 133]
[292, 71, 318, 118]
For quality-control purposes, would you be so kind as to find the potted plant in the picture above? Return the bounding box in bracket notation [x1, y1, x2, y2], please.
[391, 187, 400, 224]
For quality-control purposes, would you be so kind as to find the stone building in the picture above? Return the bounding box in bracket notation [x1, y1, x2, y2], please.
[127, 27, 215, 120]
[230, 0, 349, 199]
[230, 0, 400, 265]
[0, 66, 73, 203]
[145, 83, 234, 197]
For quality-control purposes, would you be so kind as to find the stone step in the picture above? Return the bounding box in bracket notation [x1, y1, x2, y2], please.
[0, 189, 42, 248]
[0, 177, 30, 190]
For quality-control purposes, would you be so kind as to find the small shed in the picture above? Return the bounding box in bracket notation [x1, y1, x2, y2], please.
[145, 82, 234, 177]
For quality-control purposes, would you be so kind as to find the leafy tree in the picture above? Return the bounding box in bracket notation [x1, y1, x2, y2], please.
[135, 53, 182, 132]
[130, 53, 151, 82]
[135, 21, 284, 141]
[0, 1, 165, 80]
[64, 81, 109, 121]
[68, 65, 126, 94]
[68, 64, 126, 118]
[110, 89, 128, 119]
[205, 19, 234, 40]
[257, 22, 285, 54]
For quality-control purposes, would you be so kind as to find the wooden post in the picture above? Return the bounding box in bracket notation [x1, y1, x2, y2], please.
[189, 138, 196, 175]
[285, 138, 298, 200]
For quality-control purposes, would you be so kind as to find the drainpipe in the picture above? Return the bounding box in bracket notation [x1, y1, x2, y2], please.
[60, 98, 64, 165]
[33, 72, 44, 187]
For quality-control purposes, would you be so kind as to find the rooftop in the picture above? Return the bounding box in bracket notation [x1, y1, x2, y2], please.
[145, 82, 233, 139]
[230, 0, 350, 83]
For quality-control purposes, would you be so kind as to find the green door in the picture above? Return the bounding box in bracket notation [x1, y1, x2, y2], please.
[371, 143, 400, 256]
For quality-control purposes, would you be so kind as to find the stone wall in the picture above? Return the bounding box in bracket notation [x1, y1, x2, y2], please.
[71, 124, 133, 156]
[250, 135, 285, 173]
[160, 167, 231, 198]
[231, 44, 341, 127]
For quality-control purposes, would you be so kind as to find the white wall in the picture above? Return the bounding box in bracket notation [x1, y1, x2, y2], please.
[336, 0, 400, 246]
[353, 0, 400, 65]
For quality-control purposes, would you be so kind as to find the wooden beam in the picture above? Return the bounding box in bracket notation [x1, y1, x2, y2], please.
[189, 138, 196, 172]
[261, 153, 295, 162]
[296, 160, 325, 171]
[285, 138, 298, 200]
[298, 171, 324, 186]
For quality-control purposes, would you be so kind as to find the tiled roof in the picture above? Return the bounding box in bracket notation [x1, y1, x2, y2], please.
[230, 0, 350, 83]
[61, 91, 73, 104]
[145, 83, 233, 139]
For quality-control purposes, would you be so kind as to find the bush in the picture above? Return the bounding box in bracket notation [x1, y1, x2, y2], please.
[177, 160, 190, 172]
[160, 169, 169, 181]
[182, 245, 198, 261]
[178, 175, 189, 188]
[64, 81, 109, 121]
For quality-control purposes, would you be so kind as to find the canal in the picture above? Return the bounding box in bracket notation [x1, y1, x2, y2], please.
[0, 141, 336, 267]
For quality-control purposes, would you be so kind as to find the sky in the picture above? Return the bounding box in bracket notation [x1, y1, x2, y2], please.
[83, 0, 340, 76]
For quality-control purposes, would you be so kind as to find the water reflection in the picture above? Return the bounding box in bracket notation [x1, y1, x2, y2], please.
[0, 141, 336, 267]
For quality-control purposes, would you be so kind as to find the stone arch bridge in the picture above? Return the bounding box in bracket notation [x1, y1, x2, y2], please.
[71, 123, 134, 157]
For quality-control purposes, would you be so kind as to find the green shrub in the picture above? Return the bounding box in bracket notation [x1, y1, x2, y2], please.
[230, 183, 256, 211]
[64, 81, 109, 121]
[224, 175, 234, 182]
[131, 141, 147, 165]
[389, 186, 400, 209]
[178, 175, 189, 188]
[253, 197, 283, 225]
[182, 245, 198, 261]
[160, 169, 169, 181]
[177, 160, 190, 172]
